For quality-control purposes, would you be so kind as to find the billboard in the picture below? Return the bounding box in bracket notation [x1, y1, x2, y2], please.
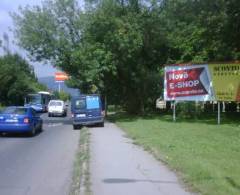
[208, 64, 240, 101]
[164, 64, 240, 102]
[55, 72, 69, 82]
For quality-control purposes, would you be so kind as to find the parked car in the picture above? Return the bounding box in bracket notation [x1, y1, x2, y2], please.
[71, 95, 105, 129]
[0, 106, 43, 136]
[48, 100, 67, 117]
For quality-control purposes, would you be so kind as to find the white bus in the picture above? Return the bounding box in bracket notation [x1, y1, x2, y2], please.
[24, 91, 52, 112]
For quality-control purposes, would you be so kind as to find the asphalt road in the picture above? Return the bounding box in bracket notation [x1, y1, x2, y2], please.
[0, 113, 80, 195]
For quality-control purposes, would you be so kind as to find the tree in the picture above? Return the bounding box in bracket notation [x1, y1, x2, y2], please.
[11, 0, 82, 63]
[224, 0, 240, 59]
[12, 0, 240, 113]
[53, 91, 70, 101]
[0, 54, 47, 105]
[12, 0, 168, 114]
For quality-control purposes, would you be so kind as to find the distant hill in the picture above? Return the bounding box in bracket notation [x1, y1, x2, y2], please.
[38, 76, 80, 97]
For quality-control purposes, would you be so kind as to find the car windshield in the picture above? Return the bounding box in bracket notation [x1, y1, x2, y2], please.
[49, 101, 62, 106]
[75, 99, 86, 110]
[1, 107, 28, 115]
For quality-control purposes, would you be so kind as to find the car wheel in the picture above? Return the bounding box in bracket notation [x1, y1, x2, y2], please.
[39, 123, 43, 132]
[48, 113, 51, 117]
[73, 125, 82, 130]
[28, 126, 36, 137]
[99, 122, 104, 127]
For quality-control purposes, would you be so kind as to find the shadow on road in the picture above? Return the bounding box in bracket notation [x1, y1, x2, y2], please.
[0, 130, 43, 138]
[103, 178, 178, 184]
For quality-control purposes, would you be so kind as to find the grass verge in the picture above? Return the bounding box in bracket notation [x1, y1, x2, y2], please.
[69, 127, 91, 195]
[108, 112, 240, 195]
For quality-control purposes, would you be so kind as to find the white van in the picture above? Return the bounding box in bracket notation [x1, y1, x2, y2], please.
[48, 100, 67, 117]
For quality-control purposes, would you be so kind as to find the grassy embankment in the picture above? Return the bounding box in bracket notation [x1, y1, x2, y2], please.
[70, 127, 91, 195]
[108, 112, 240, 195]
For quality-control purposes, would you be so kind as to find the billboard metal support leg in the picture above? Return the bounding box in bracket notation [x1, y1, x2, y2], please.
[218, 101, 221, 125]
[173, 101, 176, 122]
[58, 82, 61, 93]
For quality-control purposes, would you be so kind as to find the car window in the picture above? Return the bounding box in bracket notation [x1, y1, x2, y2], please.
[2, 107, 28, 114]
[75, 99, 86, 110]
[56, 102, 63, 106]
[86, 96, 100, 109]
[49, 101, 62, 106]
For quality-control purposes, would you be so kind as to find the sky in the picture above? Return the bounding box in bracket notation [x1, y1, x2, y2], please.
[0, 0, 82, 78]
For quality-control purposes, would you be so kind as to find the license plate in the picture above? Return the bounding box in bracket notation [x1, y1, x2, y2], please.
[77, 114, 86, 118]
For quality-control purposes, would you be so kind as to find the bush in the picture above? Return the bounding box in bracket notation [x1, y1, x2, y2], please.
[53, 91, 70, 102]
[176, 101, 203, 119]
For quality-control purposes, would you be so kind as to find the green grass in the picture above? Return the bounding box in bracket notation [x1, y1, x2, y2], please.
[108, 112, 240, 195]
[70, 128, 91, 195]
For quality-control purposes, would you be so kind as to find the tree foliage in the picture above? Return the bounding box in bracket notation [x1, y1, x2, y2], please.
[12, 0, 240, 113]
[53, 90, 70, 101]
[0, 54, 47, 105]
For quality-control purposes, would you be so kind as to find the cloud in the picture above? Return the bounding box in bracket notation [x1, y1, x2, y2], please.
[0, 0, 57, 77]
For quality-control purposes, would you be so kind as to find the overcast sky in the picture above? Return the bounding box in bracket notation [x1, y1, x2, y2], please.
[0, 0, 82, 78]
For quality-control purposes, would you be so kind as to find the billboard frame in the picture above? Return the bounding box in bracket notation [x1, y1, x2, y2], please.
[163, 63, 240, 124]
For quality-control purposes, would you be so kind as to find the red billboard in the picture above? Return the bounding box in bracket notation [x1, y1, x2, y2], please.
[55, 72, 69, 82]
[166, 67, 208, 98]
[164, 65, 215, 101]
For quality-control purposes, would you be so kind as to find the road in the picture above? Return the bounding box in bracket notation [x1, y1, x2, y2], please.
[0, 113, 80, 195]
[90, 122, 191, 195]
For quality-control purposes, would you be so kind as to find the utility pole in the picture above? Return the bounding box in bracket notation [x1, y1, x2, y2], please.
[58, 82, 61, 93]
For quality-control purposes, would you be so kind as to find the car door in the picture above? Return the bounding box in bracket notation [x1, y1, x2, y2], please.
[73, 97, 88, 120]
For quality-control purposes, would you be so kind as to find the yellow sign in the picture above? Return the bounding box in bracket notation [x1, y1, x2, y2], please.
[209, 64, 240, 101]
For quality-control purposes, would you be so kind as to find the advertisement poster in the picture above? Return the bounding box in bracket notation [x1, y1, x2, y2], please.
[164, 63, 240, 102]
[55, 72, 69, 82]
[209, 64, 240, 101]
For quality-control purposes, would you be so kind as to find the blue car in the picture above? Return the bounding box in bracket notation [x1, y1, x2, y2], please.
[71, 95, 105, 129]
[0, 106, 43, 136]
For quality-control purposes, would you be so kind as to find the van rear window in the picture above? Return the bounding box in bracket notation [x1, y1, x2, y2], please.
[75, 99, 86, 109]
[86, 96, 100, 109]
[49, 101, 62, 106]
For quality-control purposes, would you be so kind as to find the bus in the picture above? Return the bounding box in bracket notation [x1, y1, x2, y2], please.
[24, 91, 52, 112]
